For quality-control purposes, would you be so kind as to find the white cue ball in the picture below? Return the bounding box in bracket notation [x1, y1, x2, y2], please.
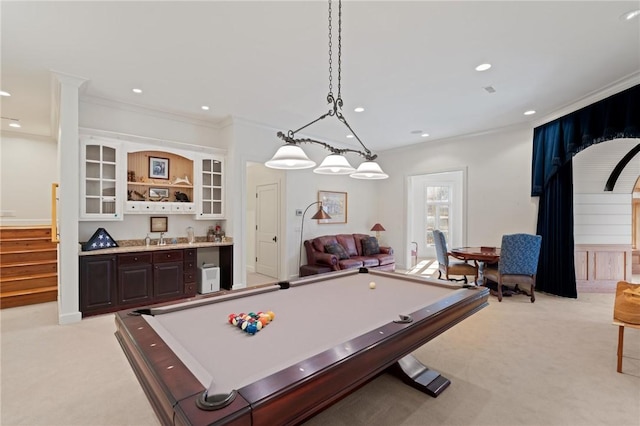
[369, 281, 376, 289]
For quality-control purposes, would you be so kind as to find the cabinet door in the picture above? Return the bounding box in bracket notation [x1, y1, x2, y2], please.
[118, 264, 153, 306]
[153, 261, 183, 299]
[79, 255, 117, 315]
[196, 156, 225, 219]
[80, 136, 123, 220]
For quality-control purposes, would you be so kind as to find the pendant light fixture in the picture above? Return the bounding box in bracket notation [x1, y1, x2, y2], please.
[265, 0, 388, 180]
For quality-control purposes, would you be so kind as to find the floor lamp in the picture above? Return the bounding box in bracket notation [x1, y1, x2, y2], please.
[299, 201, 331, 271]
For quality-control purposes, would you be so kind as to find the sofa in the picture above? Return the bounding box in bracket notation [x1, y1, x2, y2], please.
[302, 233, 395, 276]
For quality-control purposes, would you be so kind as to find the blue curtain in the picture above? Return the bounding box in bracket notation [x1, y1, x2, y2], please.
[531, 84, 640, 298]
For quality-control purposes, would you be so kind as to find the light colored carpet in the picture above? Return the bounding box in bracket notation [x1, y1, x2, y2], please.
[1, 287, 638, 425]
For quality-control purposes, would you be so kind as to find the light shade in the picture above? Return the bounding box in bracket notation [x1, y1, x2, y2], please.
[313, 154, 356, 175]
[265, 145, 316, 170]
[371, 223, 385, 232]
[311, 206, 331, 220]
[350, 161, 389, 179]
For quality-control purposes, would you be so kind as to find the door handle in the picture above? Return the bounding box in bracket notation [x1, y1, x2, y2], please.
[272, 236, 277, 242]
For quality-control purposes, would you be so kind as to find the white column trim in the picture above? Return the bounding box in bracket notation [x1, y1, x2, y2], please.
[52, 70, 87, 325]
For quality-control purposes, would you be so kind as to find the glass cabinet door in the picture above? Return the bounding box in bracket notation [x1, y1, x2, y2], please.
[81, 139, 122, 220]
[198, 157, 224, 218]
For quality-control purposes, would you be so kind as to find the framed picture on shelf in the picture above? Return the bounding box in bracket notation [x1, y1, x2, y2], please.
[149, 188, 169, 199]
[318, 190, 347, 224]
[149, 156, 169, 179]
[150, 216, 168, 233]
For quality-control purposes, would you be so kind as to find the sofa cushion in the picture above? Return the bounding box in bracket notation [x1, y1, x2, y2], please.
[336, 234, 359, 257]
[361, 236, 381, 255]
[352, 233, 369, 255]
[350, 256, 379, 268]
[324, 243, 349, 260]
[370, 253, 395, 266]
[312, 235, 338, 253]
[338, 258, 364, 270]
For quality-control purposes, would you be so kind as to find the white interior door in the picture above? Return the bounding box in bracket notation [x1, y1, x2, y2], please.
[256, 183, 279, 278]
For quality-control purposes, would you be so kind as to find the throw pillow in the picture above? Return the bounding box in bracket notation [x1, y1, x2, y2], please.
[361, 236, 381, 256]
[325, 243, 350, 260]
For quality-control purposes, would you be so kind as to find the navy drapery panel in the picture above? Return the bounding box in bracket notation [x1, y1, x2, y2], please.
[531, 84, 640, 298]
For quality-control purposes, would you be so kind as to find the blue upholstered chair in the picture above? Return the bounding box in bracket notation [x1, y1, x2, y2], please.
[484, 233, 542, 302]
[433, 229, 478, 285]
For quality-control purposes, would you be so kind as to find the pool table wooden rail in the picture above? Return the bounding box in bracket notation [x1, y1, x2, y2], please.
[115, 271, 489, 425]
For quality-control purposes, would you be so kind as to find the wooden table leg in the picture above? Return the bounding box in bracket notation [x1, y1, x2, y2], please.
[617, 325, 624, 373]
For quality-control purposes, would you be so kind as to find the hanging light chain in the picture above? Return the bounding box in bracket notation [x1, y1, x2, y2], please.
[328, 0, 333, 99]
[337, 0, 342, 100]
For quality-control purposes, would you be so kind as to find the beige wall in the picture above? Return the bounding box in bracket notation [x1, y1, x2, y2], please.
[0, 132, 57, 225]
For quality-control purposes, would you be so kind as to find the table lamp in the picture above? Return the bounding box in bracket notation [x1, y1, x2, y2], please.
[371, 223, 385, 240]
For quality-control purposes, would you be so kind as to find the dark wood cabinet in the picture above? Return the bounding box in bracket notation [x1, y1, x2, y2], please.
[117, 253, 153, 306]
[153, 261, 183, 299]
[80, 245, 233, 317]
[80, 254, 117, 316]
[183, 249, 197, 297]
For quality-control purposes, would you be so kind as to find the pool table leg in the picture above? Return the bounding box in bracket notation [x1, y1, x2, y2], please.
[391, 354, 451, 397]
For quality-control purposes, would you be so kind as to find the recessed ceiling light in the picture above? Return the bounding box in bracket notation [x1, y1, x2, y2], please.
[621, 9, 640, 20]
[201, 105, 210, 111]
[0, 90, 11, 97]
[354, 107, 364, 112]
[475, 63, 492, 71]
[9, 121, 21, 128]
[524, 110, 536, 116]
[346, 134, 354, 139]
[421, 133, 430, 138]
[132, 88, 142, 94]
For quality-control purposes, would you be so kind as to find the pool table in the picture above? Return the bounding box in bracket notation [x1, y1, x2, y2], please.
[115, 268, 489, 425]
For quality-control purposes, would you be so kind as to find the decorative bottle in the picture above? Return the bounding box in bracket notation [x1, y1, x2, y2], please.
[145, 234, 151, 247]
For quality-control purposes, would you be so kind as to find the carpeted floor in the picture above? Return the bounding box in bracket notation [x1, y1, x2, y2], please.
[1, 278, 639, 426]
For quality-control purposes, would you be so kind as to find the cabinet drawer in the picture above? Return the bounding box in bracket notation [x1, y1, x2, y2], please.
[184, 282, 196, 297]
[184, 271, 196, 283]
[118, 253, 152, 266]
[184, 260, 196, 272]
[153, 250, 184, 263]
[184, 249, 196, 261]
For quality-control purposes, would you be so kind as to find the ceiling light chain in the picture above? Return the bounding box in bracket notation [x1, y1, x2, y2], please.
[268, 0, 385, 177]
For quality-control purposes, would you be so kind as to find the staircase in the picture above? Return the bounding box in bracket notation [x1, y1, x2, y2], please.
[0, 226, 58, 308]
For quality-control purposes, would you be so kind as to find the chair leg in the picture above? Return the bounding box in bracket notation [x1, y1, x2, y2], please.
[530, 277, 536, 303]
[438, 270, 442, 279]
[617, 325, 624, 373]
[497, 278, 503, 302]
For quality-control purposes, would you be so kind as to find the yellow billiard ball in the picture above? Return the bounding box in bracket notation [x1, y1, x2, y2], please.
[369, 281, 376, 289]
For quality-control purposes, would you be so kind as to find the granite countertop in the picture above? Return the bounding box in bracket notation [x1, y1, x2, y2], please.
[79, 237, 233, 256]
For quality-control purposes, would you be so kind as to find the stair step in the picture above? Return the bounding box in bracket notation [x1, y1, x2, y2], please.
[0, 226, 52, 241]
[0, 239, 57, 253]
[0, 261, 57, 277]
[0, 286, 58, 309]
[1, 249, 57, 264]
[1, 273, 57, 292]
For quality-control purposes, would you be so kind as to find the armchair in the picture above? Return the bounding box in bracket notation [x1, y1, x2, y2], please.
[484, 233, 542, 302]
[433, 229, 478, 284]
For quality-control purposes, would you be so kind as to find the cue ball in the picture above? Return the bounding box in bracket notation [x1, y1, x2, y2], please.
[369, 281, 376, 289]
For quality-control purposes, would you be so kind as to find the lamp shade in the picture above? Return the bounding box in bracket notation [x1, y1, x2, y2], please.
[370, 223, 385, 232]
[313, 154, 356, 175]
[311, 206, 331, 220]
[350, 161, 389, 179]
[265, 145, 316, 170]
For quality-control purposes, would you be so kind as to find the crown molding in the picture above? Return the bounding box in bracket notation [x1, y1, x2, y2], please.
[80, 95, 228, 130]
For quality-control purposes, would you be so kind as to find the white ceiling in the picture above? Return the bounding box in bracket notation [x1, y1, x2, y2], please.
[2, 1, 639, 154]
